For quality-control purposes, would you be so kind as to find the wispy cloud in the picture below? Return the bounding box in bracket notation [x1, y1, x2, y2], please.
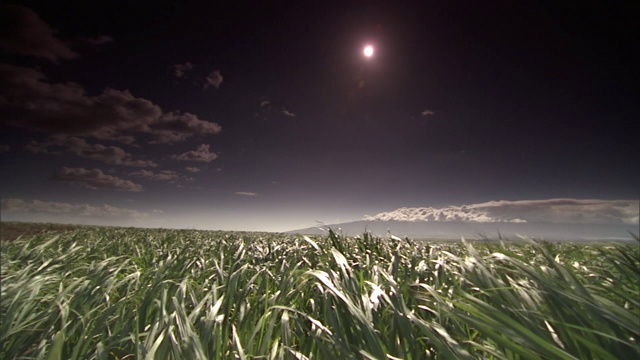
[172, 144, 218, 162]
[421, 109, 435, 116]
[0, 5, 77, 62]
[234, 192, 257, 196]
[204, 70, 223, 89]
[282, 108, 296, 117]
[365, 199, 639, 225]
[52, 167, 144, 191]
[172, 63, 223, 90]
[1, 198, 148, 218]
[172, 62, 194, 78]
[26, 136, 157, 167]
[0, 64, 221, 144]
[78, 35, 113, 46]
[185, 166, 201, 173]
[151, 112, 222, 144]
[129, 169, 180, 181]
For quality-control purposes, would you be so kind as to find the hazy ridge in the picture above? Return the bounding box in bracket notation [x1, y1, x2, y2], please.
[289, 220, 638, 241]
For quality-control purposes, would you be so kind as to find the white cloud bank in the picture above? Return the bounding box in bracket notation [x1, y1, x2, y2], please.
[365, 199, 639, 225]
[1, 198, 148, 218]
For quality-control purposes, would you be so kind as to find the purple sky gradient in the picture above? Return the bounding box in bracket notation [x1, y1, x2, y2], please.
[1, 1, 637, 231]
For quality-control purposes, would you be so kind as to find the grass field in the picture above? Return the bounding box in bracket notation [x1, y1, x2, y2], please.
[1, 222, 639, 359]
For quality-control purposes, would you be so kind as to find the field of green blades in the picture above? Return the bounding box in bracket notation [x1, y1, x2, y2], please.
[1, 225, 639, 359]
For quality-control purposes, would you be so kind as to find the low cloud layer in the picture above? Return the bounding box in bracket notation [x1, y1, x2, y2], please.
[1, 198, 148, 218]
[234, 192, 257, 196]
[365, 199, 639, 225]
[172, 144, 218, 162]
[0, 64, 221, 144]
[52, 167, 143, 191]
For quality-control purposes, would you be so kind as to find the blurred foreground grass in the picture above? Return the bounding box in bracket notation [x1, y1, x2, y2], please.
[1, 224, 638, 359]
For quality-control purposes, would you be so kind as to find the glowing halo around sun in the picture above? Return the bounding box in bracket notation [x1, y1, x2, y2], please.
[363, 45, 374, 57]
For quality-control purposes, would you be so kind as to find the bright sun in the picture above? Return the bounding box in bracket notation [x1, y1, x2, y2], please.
[363, 45, 374, 57]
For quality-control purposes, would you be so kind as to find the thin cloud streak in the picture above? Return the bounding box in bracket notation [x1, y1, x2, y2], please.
[129, 169, 180, 181]
[235, 192, 257, 196]
[78, 35, 113, 46]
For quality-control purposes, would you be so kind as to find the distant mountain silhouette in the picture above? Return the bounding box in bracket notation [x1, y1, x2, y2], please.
[288, 220, 638, 241]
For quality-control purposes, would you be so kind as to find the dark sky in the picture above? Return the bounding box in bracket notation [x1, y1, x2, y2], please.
[0, 1, 637, 231]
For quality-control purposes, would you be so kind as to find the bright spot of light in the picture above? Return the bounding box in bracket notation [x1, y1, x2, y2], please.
[363, 45, 374, 57]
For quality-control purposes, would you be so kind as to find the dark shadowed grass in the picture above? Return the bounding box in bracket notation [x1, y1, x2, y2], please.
[1, 226, 638, 359]
[0, 222, 85, 242]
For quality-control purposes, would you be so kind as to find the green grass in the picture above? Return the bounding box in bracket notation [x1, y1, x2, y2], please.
[1, 225, 638, 359]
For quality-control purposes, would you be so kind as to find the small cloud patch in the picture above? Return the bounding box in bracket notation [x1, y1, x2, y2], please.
[172, 144, 218, 162]
[282, 108, 296, 117]
[204, 70, 223, 89]
[172, 62, 194, 78]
